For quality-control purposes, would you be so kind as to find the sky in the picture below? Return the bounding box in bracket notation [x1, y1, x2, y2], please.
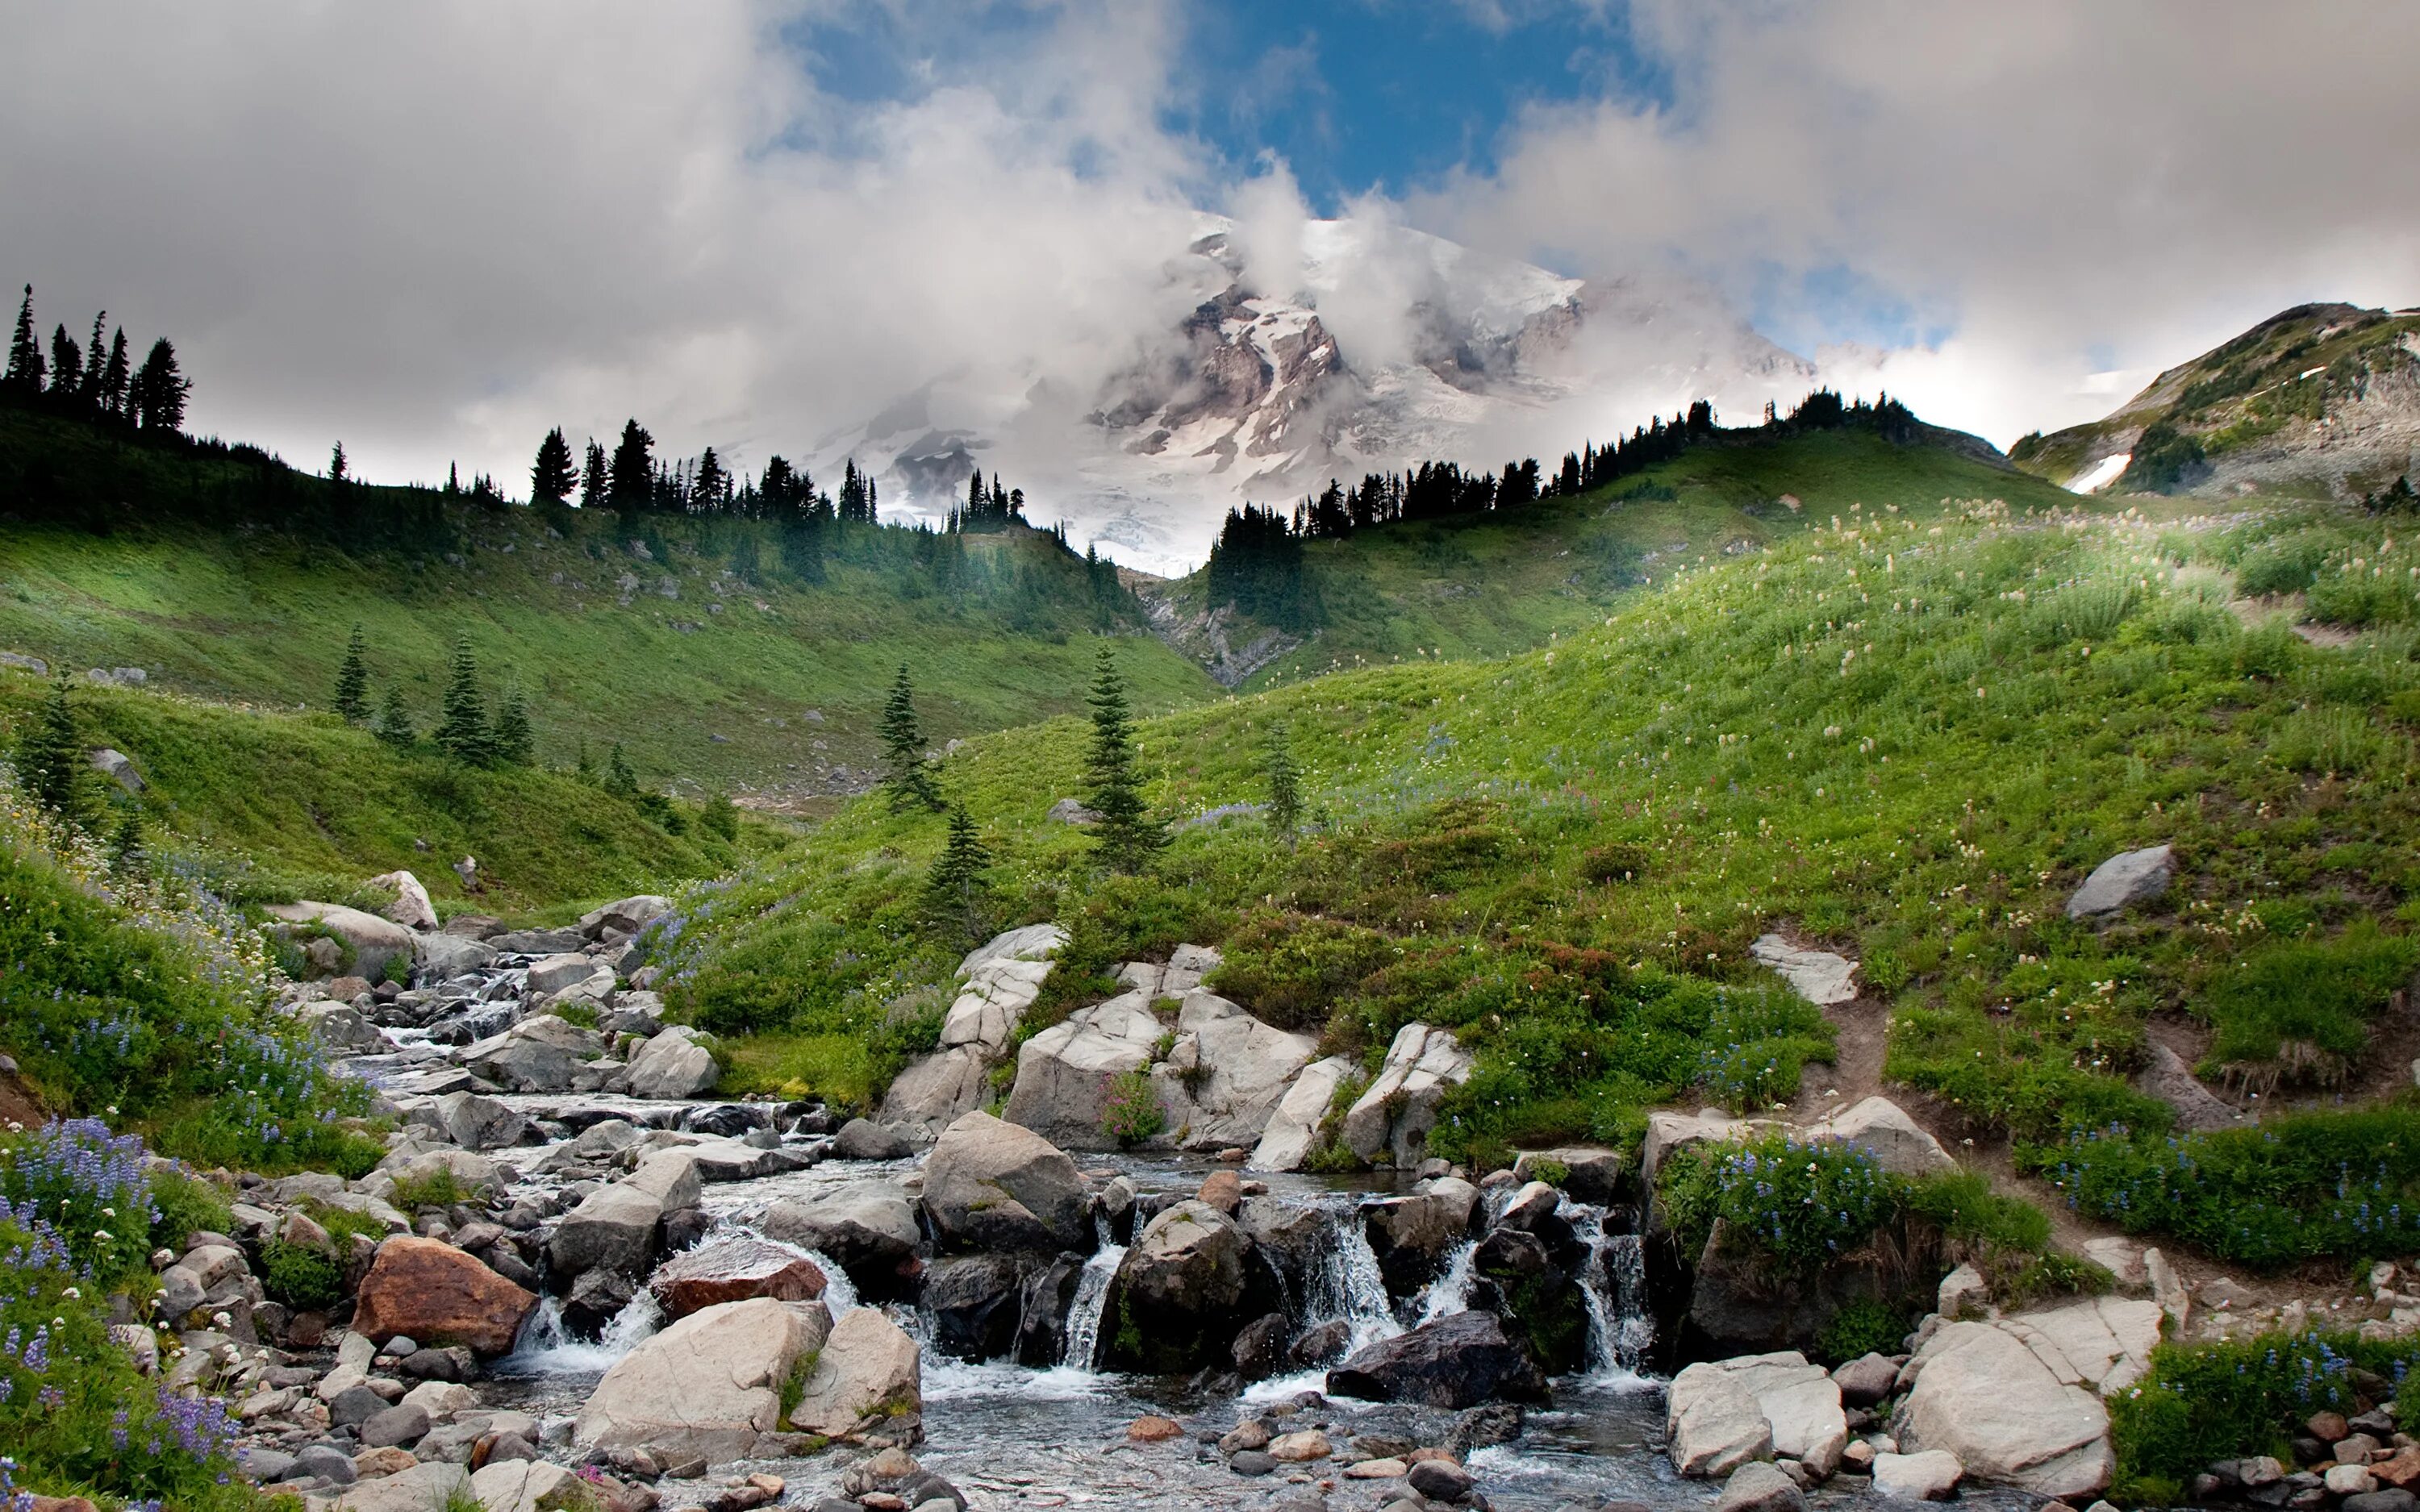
[3, 1, 2417, 565]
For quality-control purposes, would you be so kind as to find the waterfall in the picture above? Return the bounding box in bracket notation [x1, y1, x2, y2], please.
[1416, 1239, 1479, 1326]
[1566, 1202, 1653, 1380]
[500, 1290, 662, 1375]
[1305, 1204, 1402, 1353]
[1057, 1218, 1127, 1372]
[807, 1250, 859, 1318]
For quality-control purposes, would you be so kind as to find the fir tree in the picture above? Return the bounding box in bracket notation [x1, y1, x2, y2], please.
[879, 664, 943, 812]
[531, 427, 578, 509]
[129, 338, 190, 432]
[701, 788, 740, 843]
[492, 682, 534, 765]
[375, 685, 415, 747]
[16, 677, 89, 826]
[333, 623, 370, 723]
[434, 636, 493, 764]
[4, 285, 42, 397]
[110, 810, 148, 879]
[580, 439, 608, 510]
[96, 328, 131, 419]
[47, 323, 82, 398]
[604, 743, 639, 799]
[329, 440, 348, 483]
[1264, 719, 1301, 837]
[78, 310, 106, 407]
[609, 419, 655, 523]
[1083, 646, 1162, 872]
[922, 803, 996, 945]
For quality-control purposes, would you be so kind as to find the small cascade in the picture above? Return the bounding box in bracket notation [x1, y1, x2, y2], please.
[1057, 1218, 1127, 1372]
[1566, 1202, 1654, 1380]
[807, 1250, 859, 1318]
[499, 1291, 662, 1375]
[1417, 1239, 1479, 1326]
[1304, 1204, 1402, 1353]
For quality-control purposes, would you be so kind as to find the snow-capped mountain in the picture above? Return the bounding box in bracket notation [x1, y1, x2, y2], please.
[822, 216, 1816, 575]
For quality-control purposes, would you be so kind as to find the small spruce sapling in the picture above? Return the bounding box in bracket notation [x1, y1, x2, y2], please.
[922, 803, 996, 946]
[333, 623, 369, 723]
[1083, 647, 1163, 873]
[1264, 719, 1301, 837]
[375, 685, 415, 747]
[878, 664, 944, 813]
[491, 683, 534, 766]
[434, 635, 494, 765]
[17, 677, 91, 827]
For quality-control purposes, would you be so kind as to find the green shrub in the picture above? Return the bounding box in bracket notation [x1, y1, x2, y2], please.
[1900, 1168, 2052, 1255]
[1659, 1132, 1892, 1267]
[2111, 1331, 2420, 1503]
[389, 1167, 470, 1211]
[2004, 1251, 2116, 1309]
[2202, 924, 2418, 1080]
[1099, 1068, 1166, 1148]
[148, 1165, 236, 1252]
[1813, 1298, 1911, 1365]
[1205, 913, 1400, 1031]
[549, 999, 601, 1030]
[261, 1235, 346, 1310]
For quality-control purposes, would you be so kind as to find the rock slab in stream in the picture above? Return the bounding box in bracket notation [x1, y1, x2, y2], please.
[627, 1025, 721, 1098]
[1673, 1352, 1848, 1478]
[576, 1296, 831, 1460]
[786, 1305, 922, 1441]
[761, 1181, 922, 1294]
[1104, 1198, 1250, 1372]
[350, 1236, 536, 1356]
[649, 1238, 828, 1320]
[1249, 1055, 1356, 1172]
[1325, 1310, 1548, 1409]
[921, 1111, 1094, 1252]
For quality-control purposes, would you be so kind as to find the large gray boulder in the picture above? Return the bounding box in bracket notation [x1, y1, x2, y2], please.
[1249, 1055, 1356, 1172]
[579, 894, 672, 940]
[548, 1183, 662, 1277]
[1341, 1023, 1473, 1166]
[1150, 992, 1317, 1151]
[464, 1014, 609, 1093]
[785, 1305, 920, 1441]
[333, 1461, 470, 1511]
[626, 1025, 720, 1099]
[524, 952, 604, 998]
[367, 870, 441, 931]
[1000, 989, 1163, 1149]
[2066, 843, 2174, 919]
[1805, 1096, 1955, 1177]
[921, 1110, 1094, 1252]
[1101, 1199, 1249, 1372]
[761, 1181, 921, 1295]
[1667, 1360, 1776, 1477]
[411, 931, 497, 983]
[265, 902, 414, 981]
[878, 1045, 991, 1143]
[298, 1001, 388, 1053]
[937, 923, 1066, 1054]
[1325, 1310, 1548, 1409]
[1893, 1319, 2113, 1498]
[1670, 1352, 1847, 1479]
[1719, 1461, 1805, 1512]
[574, 1296, 829, 1460]
[433, 1090, 533, 1152]
[2140, 1041, 2241, 1132]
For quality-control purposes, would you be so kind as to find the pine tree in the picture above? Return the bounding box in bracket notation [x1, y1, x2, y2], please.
[110, 810, 148, 879]
[47, 324, 82, 398]
[329, 440, 348, 483]
[532, 427, 578, 509]
[1264, 719, 1301, 837]
[879, 664, 943, 812]
[375, 685, 415, 747]
[580, 439, 608, 510]
[604, 743, 639, 799]
[922, 803, 996, 945]
[609, 419, 655, 524]
[78, 310, 106, 407]
[129, 338, 190, 432]
[434, 636, 493, 764]
[16, 677, 89, 827]
[333, 623, 370, 722]
[491, 682, 534, 765]
[1083, 646, 1162, 872]
[6, 285, 45, 397]
[96, 329, 131, 419]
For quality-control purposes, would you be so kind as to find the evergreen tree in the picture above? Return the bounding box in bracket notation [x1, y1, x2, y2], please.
[333, 623, 370, 722]
[16, 677, 89, 827]
[1264, 719, 1301, 837]
[109, 810, 148, 880]
[580, 439, 608, 510]
[78, 310, 106, 407]
[604, 743, 639, 799]
[375, 685, 415, 747]
[701, 788, 740, 843]
[922, 803, 996, 945]
[878, 664, 943, 812]
[531, 427, 578, 508]
[433, 636, 493, 764]
[491, 682, 534, 765]
[47, 324, 82, 398]
[129, 338, 190, 432]
[5, 285, 44, 397]
[329, 440, 348, 483]
[609, 419, 655, 523]
[692, 448, 728, 512]
[96, 328, 131, 419]
[1083, 646, 1162, 872]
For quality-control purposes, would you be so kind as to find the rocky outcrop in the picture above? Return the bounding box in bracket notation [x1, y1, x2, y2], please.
[1150, 992, 1317, 1151]
[1341, 1023, 1474, 1166]
[2067, 843, 2174, 919]
[1805, 1097, 1955, 1177]
[937, 924, 1066, 1054]
[1102, 1199, 1250, 1372]
[1667, 1352, 1848, 1479]
[877, 1045, 991, 1143]
[1325, 1310, 1548, 1409]
[1000, 989, 1162, 1149]
[431, 1090, 533, 1152]
[367, 870, 440, 931]
[921, 1111, 1094, 1252]
[1512, 1146, 1627, 1206]
[465, 1014, 611, 1094]
[1641, 1108, 1767, 1189]
[575, 1297, 830, 1461]
[579, 894, 671, 939]
[349, 1237, 536, 1356]
[548, 1183, 663, 1280]
[1249, 1055, 1355, 1172]
[625, 1025, 720, 1099]
[1749, 935, 1858, 1005]
[265, 902, 414, 981]
[785, 1306, 921, 1442]
[1669, 1360, 1776, 1478]
[1893, 1318, 2114, 1498]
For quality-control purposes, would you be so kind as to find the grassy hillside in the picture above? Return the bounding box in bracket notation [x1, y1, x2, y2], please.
[0, 408, 1222, 799]
[1150, 427, 2084, 692]
[655, 489, 2419, 1243]
[0, 668, 756, 914]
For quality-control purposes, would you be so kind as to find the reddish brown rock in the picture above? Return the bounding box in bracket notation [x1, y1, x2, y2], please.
[645, 1238, 827, 1320]
[1196, 1169, 1244, 1215]
[2374, 1450, 2420, 1490]
[1128, 1414, 1184, 1442]
[351, 1235, 537, 1356]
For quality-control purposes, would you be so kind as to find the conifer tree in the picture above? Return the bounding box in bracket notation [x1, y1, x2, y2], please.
[96, 328, 131, 419]
[375, 685, 415, 747]
[333, 623, 370, 723]
[329, 440, 348, 483]
[129, 338, 189, 432]
[922, 803, 996, 945]
[434, 636, 493, 764]
[879, 664, 943, 812]
[609, 419, 655, 524]
[531, 427, 578, 509]
[1264, 719, 1301, 837]
[6, 285, 45, 397]
[79, 310, 106, 407]
[491, 682, 534, 766]
[110, 810, 148, 879]
[604, 743, 639, 799]
[701, 789, 740, 843]
[16, 677, 89, 827]
[47, 324, 82, 398]
[580, 439, 608, 510]
[1083, 647, 1162, 872]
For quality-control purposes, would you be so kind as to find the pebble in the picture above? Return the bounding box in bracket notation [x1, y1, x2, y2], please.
[1128, 1414, 1184, 1443]
[1270, 1430, 1332, 1462]
[1346, 1459, 1409, 1479]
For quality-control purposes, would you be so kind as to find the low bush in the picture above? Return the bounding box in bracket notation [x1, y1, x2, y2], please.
[1659, 1134, 1892, 1266]
[1204, 913, 1400, 1032]
[1813, 1298, 1913, 1366]
[1099, 1069, 1166, 1147]
[2201, 924, 2418, 1082]
[2111, 1331, 2420, 1504]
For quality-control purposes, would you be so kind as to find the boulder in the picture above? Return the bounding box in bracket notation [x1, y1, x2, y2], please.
[1937, 1262, 1988, 1320]
[1677, 1352, 1847, 1478]
[2066, 844, 2174, 920]
[923, 1254, 1027, 1361]
[433, 1091, 534, 1152]
[300, 1001, 390, 1054]
[578, 894, 671, 940]
[761, 1182, 921, 1294]
[358, 1401, 430, 1449]
[1641, 1108, 1763, 1189]
[1325, 1310, 1549, 1409]
[89, 746, 144, 793]
[490, 927, 584, 955]
[786, 1305, 921, 1441]
[465, 1014, 609, 1094]
[1667, 1360, 1775, 1477]
[878, 1046, 991, 1143]
[411, 931, 495, 984]
[367, 871, 441, 931]
[1893, 1319, 2113, 1498]
[1150, 993, 1318, 1151]
[266, 902, 415, 981]
[2003, 1296, 2165, 1396]
[1000, 989, 1164, 1149]
[937, 926, 1066, 1054]
[1341, 1023, 1475, 1166]
[1748, 935, 1858, 1006]
[921, 1111, 1094, 1252]
[1872, 1449, 1963, 1501]
[1718, 1461, 1805, 1512]
[468, 1459, 590, 1512]
[1249, 1056, 1356, 1173]
[1102, 1200, 1250, 1372]
[333, 1462, 470, 1511]
[1511, 1146, 1627, 1206]
[524, 952, 605, 998]
[626, 1148, 707, 1212]
[1806, 1097, 1955, 1177]
[575, 1297, 830, 1461]
[834, 1118, 912, 1161]
[350, 1237, 536, 1356]
[648, 1239, 827, 1320]
[627, 1026, 721, 1099]
[1832, 1352, 1900, 1408]
[1362, 1182, 1478, 1294]
[2140, 1042, 2241, 1133]
[548, 1184, 663, 1278]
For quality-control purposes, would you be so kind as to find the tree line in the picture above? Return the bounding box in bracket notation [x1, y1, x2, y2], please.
[4, 284, 191, 434]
